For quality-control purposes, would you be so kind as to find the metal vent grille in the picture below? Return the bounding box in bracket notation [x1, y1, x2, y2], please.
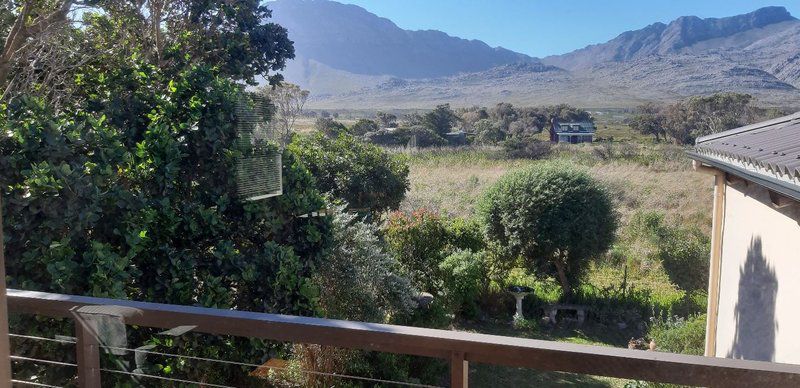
[234, 93, 283, 201]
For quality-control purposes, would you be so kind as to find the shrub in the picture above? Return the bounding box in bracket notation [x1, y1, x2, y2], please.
[289, 132, 410, 213]
[478, 162, 617, 297]
[394, 125, 448, 147]
[439, 250, 488, 319]
[648, 314, 706, 355]
[383, 210, 486, 293]
[447, 217, 486, 253]
[384, 209, 451, 292]
[314, 117, 348, 137]
[350, 118, 379, 136]
[363, 129, 401, 146]
[315, 204, 416, 322]
[502, 136, 552, 159]
[473, 119, 506, 145]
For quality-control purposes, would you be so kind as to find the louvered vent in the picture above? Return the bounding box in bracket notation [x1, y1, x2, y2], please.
[234, 93, 283, 201]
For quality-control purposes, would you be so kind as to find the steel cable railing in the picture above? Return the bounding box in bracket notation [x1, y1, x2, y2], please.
[9, 332, 443, 387]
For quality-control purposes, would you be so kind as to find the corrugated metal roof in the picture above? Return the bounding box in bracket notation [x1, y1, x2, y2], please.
[691, 112, 800, 193]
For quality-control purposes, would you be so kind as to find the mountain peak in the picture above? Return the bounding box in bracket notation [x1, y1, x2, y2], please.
[544, 6, 797, 70]
[269, 0, 535, 80]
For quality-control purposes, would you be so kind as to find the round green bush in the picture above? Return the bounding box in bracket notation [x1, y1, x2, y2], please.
[478, 162, 617, 296]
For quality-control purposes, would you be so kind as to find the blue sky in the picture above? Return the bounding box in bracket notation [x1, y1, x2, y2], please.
[337, 0, 800, 57]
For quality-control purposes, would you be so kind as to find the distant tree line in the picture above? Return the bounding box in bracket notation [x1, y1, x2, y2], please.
[312, 103, 593, 158]
[629, 93, 785, 145]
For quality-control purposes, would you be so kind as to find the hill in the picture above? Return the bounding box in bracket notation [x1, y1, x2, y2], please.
[267, 2, 800, 109]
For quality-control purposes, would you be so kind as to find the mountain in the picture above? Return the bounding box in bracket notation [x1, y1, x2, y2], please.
[542, 6, 797, 70]
[269, 0, 535, 81]
[267, 2, 800, 109]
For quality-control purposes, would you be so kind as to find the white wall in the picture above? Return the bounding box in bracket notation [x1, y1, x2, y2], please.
[715, 182, 800, 363]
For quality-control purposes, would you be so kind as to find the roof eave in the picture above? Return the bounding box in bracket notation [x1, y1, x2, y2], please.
[687, 150, 800, 203]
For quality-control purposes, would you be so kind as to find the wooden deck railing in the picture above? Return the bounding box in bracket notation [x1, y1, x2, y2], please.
[7, 288, 800, 388]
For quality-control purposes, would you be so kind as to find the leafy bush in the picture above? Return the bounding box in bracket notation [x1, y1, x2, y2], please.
[350, 118, 379, 136]
[315, 204, 416, 322]
[648, 314, 706, 355]
[447, 217, 486, 253]
[473, 119, 505, 145]
[439, 250, 488, 319]
[383, 210, 486, 293]
[289, 132, 410, 213]
[478, 162, 617, 297]
[363, 129, 401, 146]
[502, 136, 552, 159]
[2, 68, 333, 384]
[394, 125, 448, 147]
[384, 209, 452, 292]
[314, 117, 348, 137]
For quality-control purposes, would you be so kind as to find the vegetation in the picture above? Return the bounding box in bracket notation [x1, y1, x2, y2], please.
[648, 314, 707, 356]
[289, 131, 410, 213]
[630, 92, 784, 144]
[478, 162, 618, 296]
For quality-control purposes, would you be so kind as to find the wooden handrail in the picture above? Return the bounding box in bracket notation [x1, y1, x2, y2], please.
[8, 288, 800, 387]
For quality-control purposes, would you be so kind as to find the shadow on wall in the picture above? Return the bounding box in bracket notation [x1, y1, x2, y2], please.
[727, 236, 778, 361]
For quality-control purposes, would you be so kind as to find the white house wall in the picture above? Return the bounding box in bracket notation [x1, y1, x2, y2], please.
[715, 182, 800, 363]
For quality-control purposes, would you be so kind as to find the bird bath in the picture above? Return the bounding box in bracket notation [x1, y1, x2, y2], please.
[507, 285, 533, 325]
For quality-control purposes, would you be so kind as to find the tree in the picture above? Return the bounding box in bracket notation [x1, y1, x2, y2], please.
[289, 132, 410, 213]
[630, 102, 667, 142]
[662, 93, 782, 145]
[261, 82, 309, 145]
[422, 103, 460, 136]
[314, 117, 347, 137]
[350, 118, 379, 136]
[375, 111, 397, 128]
[2, 0, 294, 103]
[478, 163, 617, 296]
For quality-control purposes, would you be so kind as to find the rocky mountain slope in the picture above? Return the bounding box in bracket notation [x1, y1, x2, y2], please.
[269, 0, 535, 80]
[267, 1, 800, 109]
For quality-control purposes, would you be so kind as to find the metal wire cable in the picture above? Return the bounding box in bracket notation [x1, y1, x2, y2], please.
[8, 333, 443, 387]
[10, 355, 77, 368]
[9, 333, 76, 344]
[11, 380, 64, 388]
[99, 368, 238, 388]
[98, 344, 442, 387]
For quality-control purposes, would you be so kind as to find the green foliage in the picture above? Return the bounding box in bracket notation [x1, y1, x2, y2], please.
[384, 209, 452, 292]
[1, 66, 333, 385]
[473, 119, 506, 145]
[628, 211, 710, 292]
[648, 314, 706, 355]
[502, 136, 552, 159]
[422, 103, 460, 136]
[663, 92, 784, 144]
[383, 210, 486, 293]
[394, 125, 448, 147]
[439, 250, 488, 319]
[289, 132, 410, 213]
[314, 117, 348, 137]
[478, 162, 617, 296]
[629, 103, 667, 142]
[350, 118, 379, 136]
[315, 204, 416, 322]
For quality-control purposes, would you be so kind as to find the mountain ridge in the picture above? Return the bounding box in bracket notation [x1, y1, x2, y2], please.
[267, 1, 800, 109]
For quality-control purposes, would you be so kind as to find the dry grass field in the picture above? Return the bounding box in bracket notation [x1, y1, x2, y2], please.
[398, 143, 712, 232]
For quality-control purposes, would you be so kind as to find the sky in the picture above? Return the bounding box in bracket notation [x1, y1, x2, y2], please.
[337, 0, 800, 57]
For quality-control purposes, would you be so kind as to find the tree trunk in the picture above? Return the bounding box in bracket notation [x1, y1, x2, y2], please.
[553, 256, 571, 299]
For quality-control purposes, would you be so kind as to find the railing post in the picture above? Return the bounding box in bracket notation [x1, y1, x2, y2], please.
[450, 351, 468, 388]
[0, 196, 11, 386]
[75, 318, 101, 387]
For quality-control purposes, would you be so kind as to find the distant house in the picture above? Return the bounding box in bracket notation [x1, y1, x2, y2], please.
[688, 112, 800, 364]
[549, 119, 596, 144]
